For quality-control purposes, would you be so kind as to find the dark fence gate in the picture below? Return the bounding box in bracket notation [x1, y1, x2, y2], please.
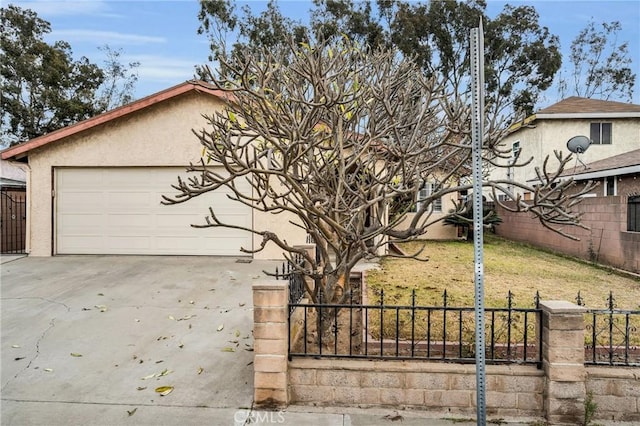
[1, 190, 27, 254]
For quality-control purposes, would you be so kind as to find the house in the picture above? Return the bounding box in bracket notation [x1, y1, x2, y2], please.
[495, 149, 640, 273]
[489, 97, 640, 201]
[0, 81, 304, 259]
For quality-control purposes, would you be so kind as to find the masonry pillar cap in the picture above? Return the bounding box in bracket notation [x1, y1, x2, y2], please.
[253, 280, 287, 291]
[539, 300, 587, 314]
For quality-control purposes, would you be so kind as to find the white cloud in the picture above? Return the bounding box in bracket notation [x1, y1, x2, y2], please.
[51, 29, 165, 45]
[132, 55, 199, 82]
[11, 0, 118, 17]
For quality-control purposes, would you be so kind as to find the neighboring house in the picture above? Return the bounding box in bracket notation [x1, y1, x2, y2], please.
[559, 148, 640, 200]
[489, 97, 640, 201]
[0, 81, 304, 259]
[496, 149, 640, 273]
[0, 159, 27, 253]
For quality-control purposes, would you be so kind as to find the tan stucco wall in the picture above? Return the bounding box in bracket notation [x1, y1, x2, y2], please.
[25, 91, 299, 259]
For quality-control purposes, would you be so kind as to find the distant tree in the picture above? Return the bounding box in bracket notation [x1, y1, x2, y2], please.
[198, 0, 562, 117]
[557, 20, 635, 101]
[0, 6, 139, 147]
[96, 45, 140, 112]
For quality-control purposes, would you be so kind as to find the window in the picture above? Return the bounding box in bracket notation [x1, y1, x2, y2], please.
[416, 182, 442, 213]
[512, 141, 521, 158]
[590, 122, 612, 144]
[604, 177, 616, 196]
[628, 196, 640, 232]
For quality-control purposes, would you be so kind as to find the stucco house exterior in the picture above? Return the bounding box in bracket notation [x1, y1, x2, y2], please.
[488, 97, 640, 201]
[1, 81, 457, 259]
[0, 81, 307, 259]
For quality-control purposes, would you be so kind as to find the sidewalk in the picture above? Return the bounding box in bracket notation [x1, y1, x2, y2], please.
[0, 401, 526, 425]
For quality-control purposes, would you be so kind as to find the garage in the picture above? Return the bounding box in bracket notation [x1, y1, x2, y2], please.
[55, 167, 252, 255]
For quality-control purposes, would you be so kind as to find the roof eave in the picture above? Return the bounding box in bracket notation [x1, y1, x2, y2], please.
[536, 112, 640, 120]
[1, 80, 226, 161]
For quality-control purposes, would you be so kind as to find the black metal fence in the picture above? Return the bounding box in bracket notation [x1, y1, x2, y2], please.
[582, 291, 640, 367]
[289, 288, 542, 365]
[1, 190, 27, 254]
[275, 255, 306, 315]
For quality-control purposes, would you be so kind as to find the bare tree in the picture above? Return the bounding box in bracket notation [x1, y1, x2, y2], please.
[163, 38, 592, 307]
[557, 20, 635, 102]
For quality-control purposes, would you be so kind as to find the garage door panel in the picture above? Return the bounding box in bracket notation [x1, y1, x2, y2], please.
[56, 168, 252, 255]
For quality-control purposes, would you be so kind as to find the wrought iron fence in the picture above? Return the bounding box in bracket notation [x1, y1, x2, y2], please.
[581, 291, 640, 367]
[1, 190, 27, 254]
[289, 288, 542, 365]
[275, 254, 306, 315]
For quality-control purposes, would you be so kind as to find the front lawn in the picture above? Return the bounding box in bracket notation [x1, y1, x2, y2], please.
[366, 235, 640, 310]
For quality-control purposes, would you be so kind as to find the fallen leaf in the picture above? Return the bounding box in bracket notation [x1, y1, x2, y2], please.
[177, 314, 195, 321]
[168, 315, 175, 321]
[44, 368, 53, 372]
[217, 324, 224, 332]
[70, 352, 83, 357]
[189, 300, 194, 304]
[14, 357, 25, 361]
[127, 408, 137, 417]
[197, 367, 204, 375]
[178, 342, 184, 349]
[221, 347, 235, 352]
[135, 319, 140, 322]
[235, 330, 241, 337]
[11, 344, 20, 348]
[157, 368, 172, 377]
[141, 373, 156, 380]
[238, 303, 246, 307]
[155, 360, 164, 364]
[97, 293, 104, 296]
[95, 305, 107, 312]
[136, 386, 146, 391]
[188, 324, 192, 329]
[155, 386, 173, 396]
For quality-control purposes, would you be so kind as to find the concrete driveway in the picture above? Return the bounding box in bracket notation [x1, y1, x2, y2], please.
[1, 255, 278, 425]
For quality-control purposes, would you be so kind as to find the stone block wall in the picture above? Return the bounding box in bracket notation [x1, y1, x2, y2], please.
[587, 367, 640, 422]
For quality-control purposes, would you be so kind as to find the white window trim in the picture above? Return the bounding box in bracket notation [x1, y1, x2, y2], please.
[416, 182, 443, 213]
[604, 176, 617, 196]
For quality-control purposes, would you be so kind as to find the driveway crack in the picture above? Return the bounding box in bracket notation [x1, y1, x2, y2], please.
[1, 298, 70, 391]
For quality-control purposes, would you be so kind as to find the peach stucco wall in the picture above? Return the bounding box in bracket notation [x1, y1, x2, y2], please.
[25, 91, 302, 259]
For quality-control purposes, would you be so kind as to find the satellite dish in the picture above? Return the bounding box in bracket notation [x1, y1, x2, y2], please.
[567, 136, 591, 154]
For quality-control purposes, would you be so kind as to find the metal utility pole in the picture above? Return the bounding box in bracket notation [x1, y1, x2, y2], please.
[470, 19, 487, 425]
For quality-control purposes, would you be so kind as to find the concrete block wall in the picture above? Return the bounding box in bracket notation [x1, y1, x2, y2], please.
[289, 359, 544, 418]
[253, 282, 640, 423]
[496, 197, 640, 273]
[587, 367, 640, 422]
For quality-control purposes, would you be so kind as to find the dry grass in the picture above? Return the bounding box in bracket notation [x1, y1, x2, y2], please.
[366, 235, 640, 310]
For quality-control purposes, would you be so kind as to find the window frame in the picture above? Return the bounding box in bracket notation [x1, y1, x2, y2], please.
[415, 182, 443, 213]
[604, 176, 617, 196]
[590, 122, 612, 145]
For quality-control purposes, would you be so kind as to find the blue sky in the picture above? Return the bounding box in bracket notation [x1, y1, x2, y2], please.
[8, 0, 640, 106]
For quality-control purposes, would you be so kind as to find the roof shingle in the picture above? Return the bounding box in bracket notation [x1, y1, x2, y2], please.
[537, 97, 640, 114]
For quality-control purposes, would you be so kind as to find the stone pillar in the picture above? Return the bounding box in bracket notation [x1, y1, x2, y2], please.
[539, 301, 587, 425]
[252, 280, 289, 407]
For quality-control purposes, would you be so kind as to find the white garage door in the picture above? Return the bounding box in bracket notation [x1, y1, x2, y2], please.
[55, 167, 253, 255]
